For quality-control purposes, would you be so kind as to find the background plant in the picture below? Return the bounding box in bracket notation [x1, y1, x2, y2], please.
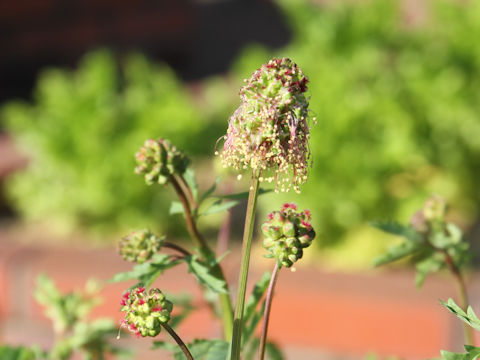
[0, 50, 223, 236]
[0, 274, 124, 360]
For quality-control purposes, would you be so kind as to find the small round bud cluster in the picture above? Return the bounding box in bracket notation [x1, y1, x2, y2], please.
[120, 287, 173, 337]
[410, 195, 448, 234]
[118, 229, 164, 264]
[261, 203, 315, 268]
[135, 139, 189, 185]
[221, 58, 314, 193]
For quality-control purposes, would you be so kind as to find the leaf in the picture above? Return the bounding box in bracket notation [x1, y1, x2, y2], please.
[0, 346, 43, 360]
[151, 341, 178, 352]
[415, 253, 443, 288]
[265, 342, 285, 360]
[199, 200, 239, 216]
[199, 177, 222, 204]
[184, 255, 228, 294]
[109, 254, 180, 288]
[183, 168, 198, 201]
[169, 201, 184, 215]
[373, 241, 422, 267]
[244, 271, 271, 325]
[441, 345, 480, 360]
[371, 221, 422, 242]
[217, 188, 271, 201]
[441, 298, 480, 332]
[169, 339, 229, 360]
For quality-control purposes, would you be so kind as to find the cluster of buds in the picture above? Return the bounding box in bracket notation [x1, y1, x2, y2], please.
[220, 58, 314, 193]
[410, 195, 448, 234]
[135, 138, 189, 185]
[261, 203, 315, 268]
[120, 287, 173, 337]
[118, 229, 164, 264]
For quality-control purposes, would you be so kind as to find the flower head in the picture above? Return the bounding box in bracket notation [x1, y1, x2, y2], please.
[118, 229, 165, 264]
[135, 139, 189, 185]
[262, 203, 315, 268]
[220, 58, 314, 193]
[120, 287, 173, 337]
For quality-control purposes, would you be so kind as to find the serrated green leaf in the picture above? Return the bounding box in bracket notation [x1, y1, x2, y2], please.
[200, 200, 239, 216]
[441, 298, 480, 332]
[184, 255, 228, 294]
[373, 241, 421, 267]
[168, 339, 228, 360]
[415, 252, 443, 288]
[183, 168, 198, 201]
[109, 254, 180, 288]
[199, 177, 222, 204]
[372, 221, 422, 242]
[169, 201, 184, 215]
[441, 345, 480, 360]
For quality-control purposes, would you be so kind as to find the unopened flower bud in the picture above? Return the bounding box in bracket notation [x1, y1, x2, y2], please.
[135, 139, 189, 185]
[120, 287, 173, 338]
[423, 195, 447, 222]
[221, 58, 314, 192]
[118, 229, 165, 264]
[262, 203, 316, 267]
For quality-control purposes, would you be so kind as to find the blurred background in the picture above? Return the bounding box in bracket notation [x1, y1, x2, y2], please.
[1, 0, 480, 358]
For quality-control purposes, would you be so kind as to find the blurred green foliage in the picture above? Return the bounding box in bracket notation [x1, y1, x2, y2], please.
[227, 0, 480, 252]
[3, 0, 480, 257]
[1, 50, 223, 236]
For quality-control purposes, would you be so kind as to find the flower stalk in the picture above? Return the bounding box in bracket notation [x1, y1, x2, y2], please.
[231, 169, 261, 360]
[258, 261, 281, 360]
[162, 323, 194, 360]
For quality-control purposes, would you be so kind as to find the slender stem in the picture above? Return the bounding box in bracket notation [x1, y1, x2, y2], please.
[170, 175, 234, 340]
[231, 170, 261, 360]
[443, 250, 475, 345]
[162, 323, 194, 360]
[163, 241, 192, 257]
[258, 262, 281, 360]
[171, 176, 208, 250]
[176, 174, 197, 210]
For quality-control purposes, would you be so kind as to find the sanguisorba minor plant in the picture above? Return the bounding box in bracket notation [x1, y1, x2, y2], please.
[111, 58, 316, 359]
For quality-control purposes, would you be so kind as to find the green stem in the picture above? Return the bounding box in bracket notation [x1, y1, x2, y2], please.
[231, 170, 261, 360]
[443, 250, 475, 345]
[162, 323, 194, 360]
[258, 262, 280, 360]
[170, 176, 234, 340]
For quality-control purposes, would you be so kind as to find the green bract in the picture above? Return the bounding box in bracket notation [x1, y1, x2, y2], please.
[120, 287, 173, 338]
[221, 58, 314, 193]
[135, 139, 189, 185]
[118, 229, 165, 264]
[262, 203, 315, 267]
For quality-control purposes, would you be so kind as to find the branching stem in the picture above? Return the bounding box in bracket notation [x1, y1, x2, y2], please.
[170, 175, 234, 340]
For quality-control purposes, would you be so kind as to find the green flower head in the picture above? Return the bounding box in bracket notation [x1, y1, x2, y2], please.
[120, 287, 173, 338]
[262, 203, 315, 268]
[118, 229, 165, 264]
[135, 138, 189, 185]
[220, 58, 314, 193]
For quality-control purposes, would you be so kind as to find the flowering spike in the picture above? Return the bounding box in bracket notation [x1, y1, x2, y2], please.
[220, 58, 314, 192]
[135, 138, 189, 185]
[120, 287, 173, 338]
[261, 203, 316, 268]
[118, 229, 165, 264]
